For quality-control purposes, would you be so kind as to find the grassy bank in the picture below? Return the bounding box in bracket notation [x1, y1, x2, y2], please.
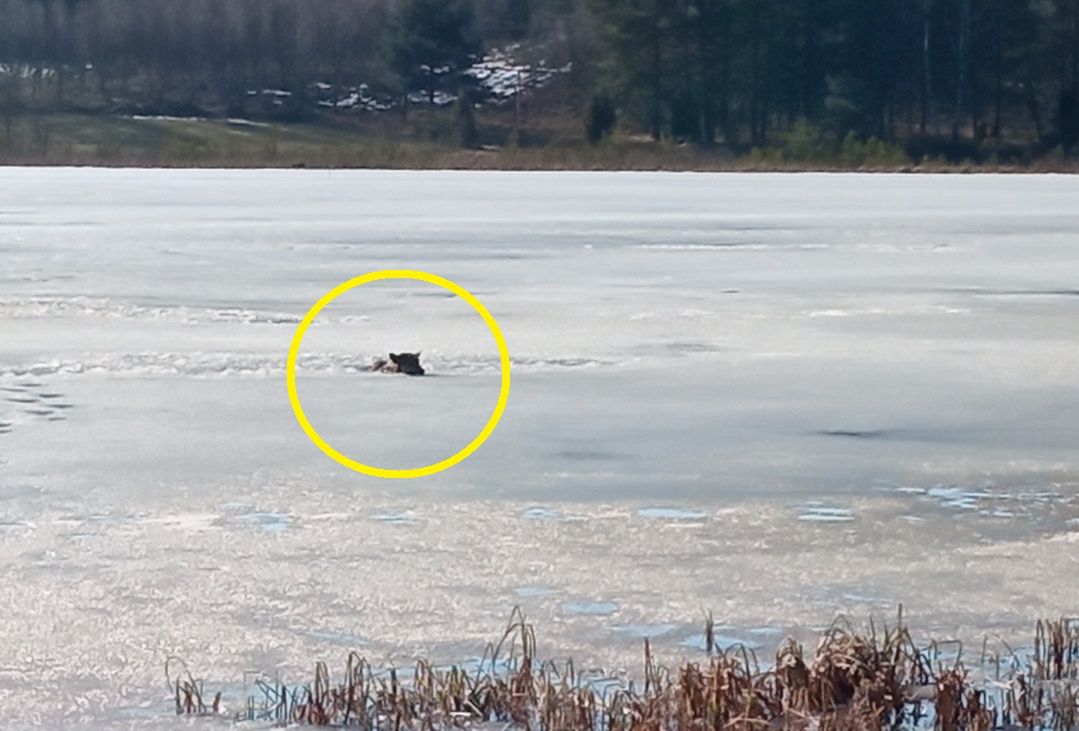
[2, 113, 1078, 173]
[172, 609, 1079, 729]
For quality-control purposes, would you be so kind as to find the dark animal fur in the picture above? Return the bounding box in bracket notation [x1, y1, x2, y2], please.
[369, 352, 425, 376]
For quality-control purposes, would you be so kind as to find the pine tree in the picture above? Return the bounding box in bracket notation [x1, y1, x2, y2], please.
[593, 0, 677, 140]
[389, 0, 482, 105]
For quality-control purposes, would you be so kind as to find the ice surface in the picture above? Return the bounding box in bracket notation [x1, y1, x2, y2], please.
[1, 169, 1078, 727]
[637, 507, 707, 520]
[562, 600, 619, 616]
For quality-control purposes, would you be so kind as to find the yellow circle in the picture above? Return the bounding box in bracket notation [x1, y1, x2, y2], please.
[285, 270, 511, 479]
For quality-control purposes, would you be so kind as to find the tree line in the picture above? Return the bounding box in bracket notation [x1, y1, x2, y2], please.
[1, 0, 1077, 157]
[591, 0, 1079, 155]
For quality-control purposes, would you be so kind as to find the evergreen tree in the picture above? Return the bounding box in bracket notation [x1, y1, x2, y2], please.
[0, 0, 1075, 159]
[593, 0, 677, 140]
[0, 75, 25, 151]
[389, 0, 482, 105]
[456, 88, 479, 147]
[585, 90, 616, 143]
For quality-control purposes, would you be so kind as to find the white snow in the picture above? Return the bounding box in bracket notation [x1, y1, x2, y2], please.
[332, 83, 393, 111]
[464, 44, 571, 101]
[226, 117, 270, 128]
[128, 114, 207, 123]
[0, 62, 57, 79]
[407, 89, 457, 107]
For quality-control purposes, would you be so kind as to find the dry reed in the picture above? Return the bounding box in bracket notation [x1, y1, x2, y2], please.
[172, 610, 1079, 730]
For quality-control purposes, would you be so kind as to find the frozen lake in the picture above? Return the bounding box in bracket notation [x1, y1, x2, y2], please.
[1, 169, 1078, 727]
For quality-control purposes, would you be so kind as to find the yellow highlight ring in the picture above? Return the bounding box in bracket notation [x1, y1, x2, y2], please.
[286, 269, 511, 479]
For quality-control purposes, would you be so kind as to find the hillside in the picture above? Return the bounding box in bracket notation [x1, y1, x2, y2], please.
[2, 0, 1078, 170]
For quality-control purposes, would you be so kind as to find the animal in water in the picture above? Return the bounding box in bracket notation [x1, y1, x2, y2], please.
[369, 352, 425, 376]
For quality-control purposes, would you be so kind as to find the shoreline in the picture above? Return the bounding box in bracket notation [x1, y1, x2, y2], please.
[1, 113, 1076, 174]
[3, 159, 1078, 174]
[2, 154, 1078, 174]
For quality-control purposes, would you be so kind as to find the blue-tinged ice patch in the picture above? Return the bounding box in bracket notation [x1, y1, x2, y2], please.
[62, 531, 100, 541]
[0, 520, 33, 536]
[115, 701, 174, 721]
[300, 629, 368, 647]
[562, 600, 618, 616]
[681, 631, 761, 652]
[807, 584, 889, 610]
[578, 673, 626, 699]
[449, 655, 517, 677]
[514, 586, 558, 598]
[610, 622, 678, 639]
[371, 511, 416, 526]
[64, 512, 136, 525]
[925, 486, 995, 510]
[637, 506, 706, 520]
[235, 511, 291, 533]
[797, 505, 854, 522]
[520, 506, 563, 521]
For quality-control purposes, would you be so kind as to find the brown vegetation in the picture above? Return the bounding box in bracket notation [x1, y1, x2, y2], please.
[170, 608, 1079, 729]
[3, 112, 1078, 172]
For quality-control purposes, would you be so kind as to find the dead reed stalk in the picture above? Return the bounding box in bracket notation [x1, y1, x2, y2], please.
[169, 608, 1079, 730]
